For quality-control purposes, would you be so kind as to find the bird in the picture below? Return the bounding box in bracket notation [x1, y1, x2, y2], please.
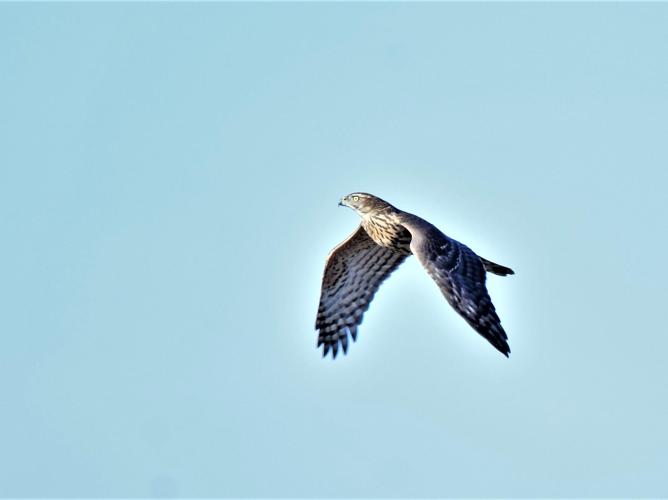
[315, 192, 515, 359]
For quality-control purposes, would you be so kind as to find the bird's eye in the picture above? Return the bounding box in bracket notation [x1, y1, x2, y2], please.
[353, 196, 359, 201]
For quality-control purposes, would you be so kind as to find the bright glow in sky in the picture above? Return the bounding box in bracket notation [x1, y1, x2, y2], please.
[1, 3, 667, 497]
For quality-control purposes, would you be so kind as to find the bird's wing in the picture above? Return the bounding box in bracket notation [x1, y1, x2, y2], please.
[316, 225, 410, 359]
[402, 218, 510, 356]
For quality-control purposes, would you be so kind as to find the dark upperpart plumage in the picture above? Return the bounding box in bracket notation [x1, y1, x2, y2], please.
[315, 192, 515, 359]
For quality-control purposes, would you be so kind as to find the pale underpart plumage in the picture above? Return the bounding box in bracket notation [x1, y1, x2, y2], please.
[315, 193, 514, 359]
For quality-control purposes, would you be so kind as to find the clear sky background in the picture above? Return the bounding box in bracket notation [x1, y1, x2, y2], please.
[1, 3, 667, 498]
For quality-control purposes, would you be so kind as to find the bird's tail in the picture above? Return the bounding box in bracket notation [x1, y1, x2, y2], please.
[481, 258, 515, 276]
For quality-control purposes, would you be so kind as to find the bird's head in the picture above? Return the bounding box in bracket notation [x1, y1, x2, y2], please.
[338, 192, 393, 216]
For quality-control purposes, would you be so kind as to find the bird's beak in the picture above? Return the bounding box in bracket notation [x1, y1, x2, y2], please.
[338, 198, 345, 207]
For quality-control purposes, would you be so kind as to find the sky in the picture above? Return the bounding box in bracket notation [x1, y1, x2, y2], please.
[1, 3, 667, 498]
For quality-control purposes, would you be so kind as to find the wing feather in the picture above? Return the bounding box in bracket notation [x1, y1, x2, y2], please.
[315, 225, 410, 358]
[401, 215, 511, 356]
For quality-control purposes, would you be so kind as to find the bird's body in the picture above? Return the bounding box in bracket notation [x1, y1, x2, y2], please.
[361, 210, 412, 251]
[316, 193, 514, 359]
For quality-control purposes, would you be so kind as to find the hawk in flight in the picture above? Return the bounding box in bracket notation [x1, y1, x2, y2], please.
[315, 193, 515, 359]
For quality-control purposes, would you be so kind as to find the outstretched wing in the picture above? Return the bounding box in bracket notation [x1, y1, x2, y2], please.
[316, 225, 410, 359]
[403, 217, 510, 356]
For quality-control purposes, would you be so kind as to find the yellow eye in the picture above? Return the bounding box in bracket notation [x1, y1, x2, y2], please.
[353, 196, 359, 201]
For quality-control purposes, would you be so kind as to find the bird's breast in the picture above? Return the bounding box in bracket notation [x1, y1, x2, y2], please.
[362, 217, 412, 254]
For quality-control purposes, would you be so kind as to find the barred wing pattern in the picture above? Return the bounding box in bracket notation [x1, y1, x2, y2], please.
[316, 225, 410, 358]
[408, 223, 510, 356]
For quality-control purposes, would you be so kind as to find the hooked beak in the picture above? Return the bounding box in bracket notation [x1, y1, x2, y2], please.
[338, 198, 346, 207]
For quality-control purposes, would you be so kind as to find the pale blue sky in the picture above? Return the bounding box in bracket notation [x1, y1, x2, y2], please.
[1, 3, 667, 497]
